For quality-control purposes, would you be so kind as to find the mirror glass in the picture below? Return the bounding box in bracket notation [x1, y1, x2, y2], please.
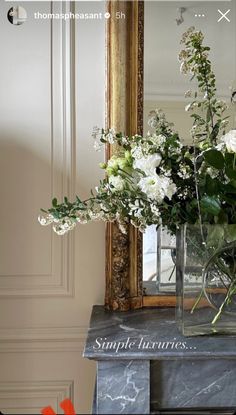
[143, 0, 236, 295]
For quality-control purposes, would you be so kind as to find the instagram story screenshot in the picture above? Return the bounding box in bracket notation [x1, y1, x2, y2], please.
[0, 0, 236, 414]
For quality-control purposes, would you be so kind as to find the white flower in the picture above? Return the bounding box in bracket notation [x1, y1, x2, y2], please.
[185, 103, 191, 112]
[150, 134, 166, 147]
[150, 204, 160, 217]
[121, 136, 129, 145]
[92, 126, 100, 140]
[115, 212, 128, 234]
[139, 175, 176, 203]
[93, 140, 102, 152]
[178, 187, 189, 200]
[131, 145, 143, 160]
[133, 154, 162, 176]
[109, 175, 125, 192]
[216, 142, 225, 151]
[206, 167, 218, 179]
[129, 200, 144, 218]
[177, 163, 191, 179]
[180, 61, 189, 74]
[38, 214, 54, 226]
[185, 102, 198, 112]
[53, 225, 67, 235]
[106, 128, 116, 144]
[165, 181, 177, 200]
[222, 130, 236, 153]
[221, 119, 229, 128]
[148, 117, 158, 129]
[216, 100, 228, 112]
[52, 218, 76, 235]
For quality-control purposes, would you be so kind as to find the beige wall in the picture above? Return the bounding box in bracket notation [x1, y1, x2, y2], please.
[144, 100, 193, 144]
[0, 1, 105, 414]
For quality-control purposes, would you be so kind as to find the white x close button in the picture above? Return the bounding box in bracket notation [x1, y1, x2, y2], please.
[218, 9, 231, 22]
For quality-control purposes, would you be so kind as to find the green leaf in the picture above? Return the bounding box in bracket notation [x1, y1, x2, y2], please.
[222, 182, 236, 193]
[200, 196, 221, 215]
[204, 149, 224, 170]
[205, 175, 219, 196]
[206, 107, 212, 123]
[225, 225, 236, 243]
[225, 152, 234, 167]
[209, 123, 220, 143]
[51, 210, 60, 219]
[225, 166, 236, 180]
[216, 210, 228, 224]
[52, 198, 58, 207]
[206, 225, 224, 248]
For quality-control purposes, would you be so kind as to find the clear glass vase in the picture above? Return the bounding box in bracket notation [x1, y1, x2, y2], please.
[176, 224, 236, 336]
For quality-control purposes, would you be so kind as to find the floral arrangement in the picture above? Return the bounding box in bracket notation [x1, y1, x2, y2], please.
[39, 27, 236, 240]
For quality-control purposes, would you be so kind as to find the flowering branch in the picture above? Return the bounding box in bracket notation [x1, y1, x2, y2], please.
[179, 27, 229, 147]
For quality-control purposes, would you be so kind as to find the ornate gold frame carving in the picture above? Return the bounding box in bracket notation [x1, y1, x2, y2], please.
[105, 0, 176, 310]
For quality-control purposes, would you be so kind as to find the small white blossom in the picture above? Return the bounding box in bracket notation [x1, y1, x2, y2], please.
[160, 167, 171, 177]
[185, 102, 198, 112]
[129, 200, 144, 218]
[180, 61, 189, 74]
[93, 140, 102, 152]
[185, 90, 192, 98]
[150, 134, 166, 147]
[52, 218, 76, 235]
[216, 142, 225, 151]
[92, 126, 100, 140]
[131, 145, 143, 160]
[206, 167, 219, 179]
[148, 117, 158, 129]
[121, 136, 129, 145]
[216, 100, 228, 112]
[150, 204, 160, 217]
[53, 225, 68, 235]
[106, 128, 116, 144]
[177, 163, 191, 179]
[38, 214, 54, 226]
[178, 187, 189, 200]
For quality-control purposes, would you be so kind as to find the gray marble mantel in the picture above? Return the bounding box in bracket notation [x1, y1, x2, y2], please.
[83, 306, 236, 415]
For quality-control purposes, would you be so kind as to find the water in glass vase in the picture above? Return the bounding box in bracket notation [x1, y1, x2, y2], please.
[176, 224, 236, 336]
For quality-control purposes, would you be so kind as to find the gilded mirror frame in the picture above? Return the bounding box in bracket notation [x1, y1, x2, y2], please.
[105, 0, 176, 310]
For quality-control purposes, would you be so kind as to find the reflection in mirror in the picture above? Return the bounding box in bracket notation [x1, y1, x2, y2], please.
[143, 0, 236, 295]
[143, 226, 176, 295]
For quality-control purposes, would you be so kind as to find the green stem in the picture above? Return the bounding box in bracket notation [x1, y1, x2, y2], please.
[211, 281, 235, 325]
[198, 48, 215, 136]
[191, 286, 205, 314]
[193, 147, 205, 242]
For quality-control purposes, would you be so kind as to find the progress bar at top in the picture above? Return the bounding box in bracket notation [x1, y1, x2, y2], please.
[4, 0, 232, 2]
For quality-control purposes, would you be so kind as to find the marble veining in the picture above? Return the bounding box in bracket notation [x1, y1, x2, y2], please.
[84, 306, 236, 414]
[97, 360, 150, 414]
[150, 360, 236, 409]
